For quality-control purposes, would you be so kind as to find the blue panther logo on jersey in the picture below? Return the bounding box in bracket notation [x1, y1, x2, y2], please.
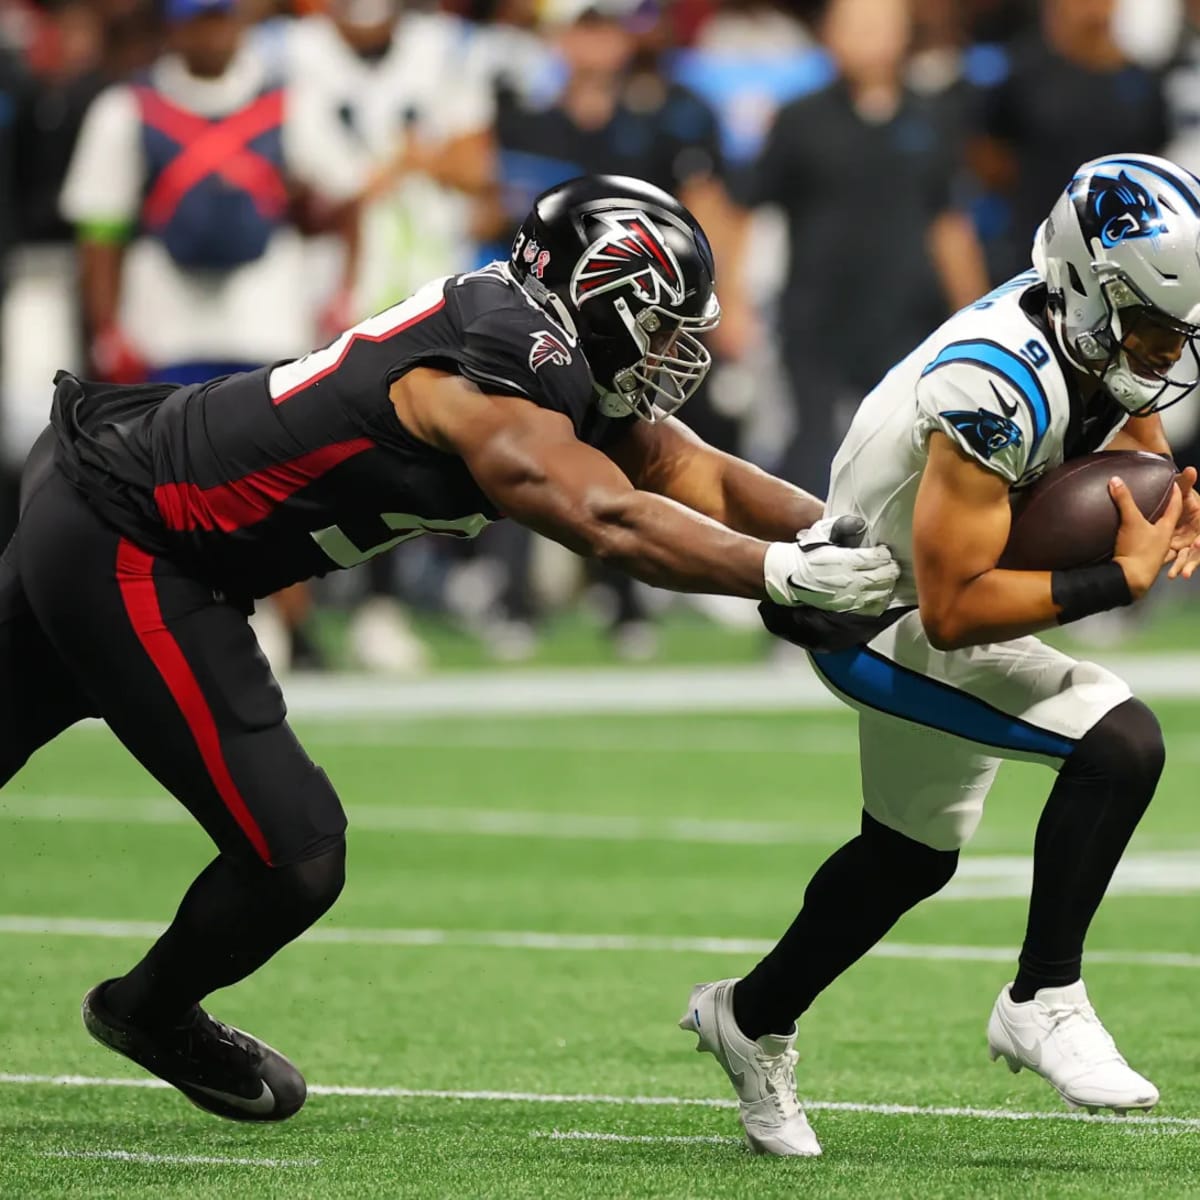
[940, 409, 1023, 461]
[1075, 169, 1167, 249]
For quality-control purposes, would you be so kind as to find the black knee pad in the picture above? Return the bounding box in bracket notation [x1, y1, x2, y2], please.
[240, 837, 346, 926]
[861, 812, 959, 904]
[1068, 698, 1165, 790]
[285, 838, 347, 921]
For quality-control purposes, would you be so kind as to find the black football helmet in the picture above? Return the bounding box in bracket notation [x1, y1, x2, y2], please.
[509, 174, 720, 421]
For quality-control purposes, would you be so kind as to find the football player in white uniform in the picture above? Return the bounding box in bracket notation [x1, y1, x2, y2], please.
[681, 153, 1200, 1156]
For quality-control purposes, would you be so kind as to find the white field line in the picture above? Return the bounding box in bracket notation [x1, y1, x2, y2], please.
[4, 1074, 1200, 1131]
[7, 792, 1200, 873]
[299, 721, 1200, 769]
[40, 1149, 318, 1167]
[2, 914, 1199, 968]
[0, 794, 854, 848]
[7, 786, 1200, 892]
[52, 657, 1200, 721]
[246, 658, 1200, 717]
[536, 1130, 742, 1145]
[299, 723, 861, 755]
[55, 712, 1200, 763]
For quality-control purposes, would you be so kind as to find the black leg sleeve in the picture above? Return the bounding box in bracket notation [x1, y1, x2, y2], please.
[105, 840, 346, 1026]
[733, 813, 958, 1040]
[1011, 698, 1163, 1001]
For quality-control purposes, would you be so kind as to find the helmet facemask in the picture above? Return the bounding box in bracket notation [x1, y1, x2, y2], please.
[1067, 270, 1200, 414]
[601, 294, 721, 421]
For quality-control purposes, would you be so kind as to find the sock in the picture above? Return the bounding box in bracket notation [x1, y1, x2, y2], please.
[733, 814, 958, 1041]
[105, 843, 345, 1026]
[1011, 699, 1162, 1003]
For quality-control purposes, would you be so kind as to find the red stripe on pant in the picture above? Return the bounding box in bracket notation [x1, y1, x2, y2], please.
[115, 539, 272, 864]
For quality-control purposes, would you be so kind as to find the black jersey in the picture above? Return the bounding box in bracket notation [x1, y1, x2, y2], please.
[52, 264, 628, 597]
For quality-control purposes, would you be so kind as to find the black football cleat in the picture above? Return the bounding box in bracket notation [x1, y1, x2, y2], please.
[81, 979, 306, 1122]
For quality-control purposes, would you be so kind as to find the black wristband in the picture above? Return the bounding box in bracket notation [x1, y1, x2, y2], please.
[1051, 562, 1133, 625]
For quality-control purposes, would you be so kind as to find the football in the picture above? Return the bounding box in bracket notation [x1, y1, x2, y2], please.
[1000, 450, 1179, 571]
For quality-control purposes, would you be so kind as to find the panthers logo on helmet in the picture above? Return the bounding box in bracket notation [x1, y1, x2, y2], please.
[940, 409, 1023, 461]
[570, 210, 685, 308]
[528, 330, 573, 372]
[1075, 169, 1168, 250]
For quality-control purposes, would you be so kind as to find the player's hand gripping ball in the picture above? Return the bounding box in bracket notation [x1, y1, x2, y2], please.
[1000, 450, 1179, 570]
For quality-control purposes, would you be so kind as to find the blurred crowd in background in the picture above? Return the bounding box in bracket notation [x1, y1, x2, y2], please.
[0, 0, 1197, 671]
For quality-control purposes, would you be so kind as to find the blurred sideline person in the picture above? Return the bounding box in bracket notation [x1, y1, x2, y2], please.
[672, 0, 824, 204]
[682, 154, 1200, 1156]
[3, 1, 105, 540]
[282, 0, 496, 672]
[972, 0, 1168, 280]
[286, 0, 493, 318]
[59, 0, 364, 671]
[750, 0, 989, 495]
[458, 0, 556, 111]
[479, 0, 756, 657]
[9, 175, 897, 1119]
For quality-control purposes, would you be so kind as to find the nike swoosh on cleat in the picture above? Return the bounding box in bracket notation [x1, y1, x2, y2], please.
[1004, 1024, 1043, 1068]
[189, 1080, 277, 1115]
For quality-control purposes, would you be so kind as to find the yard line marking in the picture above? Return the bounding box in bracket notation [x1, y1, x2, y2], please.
[40, 1149, 318, 1167]
[300, 723, 860, 755]
[535, 1130, 742, 1145]
[6, 790, 1200, 864]
[5, 1075, 1200, 1131]
[264, 657, 1200, 716]
[1, 914, 1198, 968]
[0, 794, 852, 847]
[4, 793, 1199, 868]
[944, 851, 1200, 900]
[53, 656, 1200, 720]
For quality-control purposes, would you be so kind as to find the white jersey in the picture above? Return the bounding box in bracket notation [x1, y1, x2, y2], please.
[58, 47, 364, 366]
[826, 271, 1129, 605]
[813, 270, 1133, 852]
[281, 12, 494, 316]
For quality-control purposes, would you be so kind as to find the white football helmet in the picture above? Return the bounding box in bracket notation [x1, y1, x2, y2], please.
[1032, 153, 1200, 413]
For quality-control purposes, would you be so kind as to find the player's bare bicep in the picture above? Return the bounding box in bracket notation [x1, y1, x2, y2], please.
[606, 416, 706, 493]
[464, 405, 637, 553]
[914, 432, 1014, 588]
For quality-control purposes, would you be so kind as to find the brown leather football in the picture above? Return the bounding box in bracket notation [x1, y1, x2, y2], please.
[1000, 450, 1178, 571]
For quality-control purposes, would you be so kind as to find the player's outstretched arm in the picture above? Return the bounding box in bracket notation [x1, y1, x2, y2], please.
[913, 433, 1178, 649]
[392, 370, 896, 610]
[606, 417, 825, 541]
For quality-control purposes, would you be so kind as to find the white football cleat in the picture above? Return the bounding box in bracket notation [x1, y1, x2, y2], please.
[679, 978, 821, 1156]
[987, 980, 1159, 1114]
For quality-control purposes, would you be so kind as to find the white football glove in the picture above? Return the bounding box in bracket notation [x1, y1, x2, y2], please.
[763, 516, 900, 616]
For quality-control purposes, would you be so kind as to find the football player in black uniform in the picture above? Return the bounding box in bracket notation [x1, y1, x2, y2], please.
[7, 175, 898, 1120]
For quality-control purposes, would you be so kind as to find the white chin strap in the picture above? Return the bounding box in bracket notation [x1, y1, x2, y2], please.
[1102, 352, 1162, 413]
[1050, 299, 1162, 414]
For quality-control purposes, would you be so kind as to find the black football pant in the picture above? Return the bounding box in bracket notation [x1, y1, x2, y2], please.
[3, 439, 347, 1025]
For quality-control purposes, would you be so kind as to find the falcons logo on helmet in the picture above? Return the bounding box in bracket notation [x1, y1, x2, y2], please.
[570, 210, 686, 308]
[528, 330, 573, 372]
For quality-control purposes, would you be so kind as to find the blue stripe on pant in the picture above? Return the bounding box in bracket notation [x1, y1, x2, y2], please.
[811, 645, 1078, 759]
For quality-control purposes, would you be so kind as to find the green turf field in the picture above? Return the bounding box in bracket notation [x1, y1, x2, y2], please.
[2, 699, 1200, 1198]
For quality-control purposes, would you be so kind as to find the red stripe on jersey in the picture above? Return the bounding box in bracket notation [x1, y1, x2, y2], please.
[154, 436, 374, 533]
[115, 539, 272, 864]
[272, 297, 448, 405]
